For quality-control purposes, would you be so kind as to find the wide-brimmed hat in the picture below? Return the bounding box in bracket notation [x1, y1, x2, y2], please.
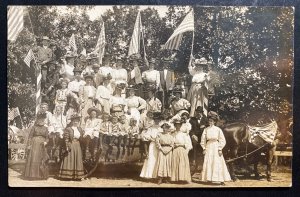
[42, 36, 50, 41]
[172, 87, 183, 93]
[129, 54, 142, 61]
[92, 63, 100, 68]
[59, 78, 70, 85]
[152, 112, 162, 120]
[65, 51, 77, 58]
[70, 113, 81, 121]
[87, 107, 101, 116]
[83, 72, 94, 80]
[86, 53, 99, 60]
[73, 67, 82, 74]
[101, 112, 110, 119]
[49, 41, 57, 46]
[149, 58, 157, 64]
[172, 118, 183, 124]
[127, 84, 138, 91]
[207, 111, 219, 121]
[161, 122, 172, 129]
[195, 106, 204, 113]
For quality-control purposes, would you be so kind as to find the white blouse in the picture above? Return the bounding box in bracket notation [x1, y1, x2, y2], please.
[126, 96, 146, 110]
[72, 127, 81, 139]
[173, 131, 193, 151]
[68, 80, 86, 93]
[142, 70, 160, 87]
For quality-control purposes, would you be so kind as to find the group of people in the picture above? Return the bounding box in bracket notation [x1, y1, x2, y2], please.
[23, 35, 231, 185]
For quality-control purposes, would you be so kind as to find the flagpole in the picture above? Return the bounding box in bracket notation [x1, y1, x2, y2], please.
[190, 8, 195, 59]
[27, 7, 41, 114]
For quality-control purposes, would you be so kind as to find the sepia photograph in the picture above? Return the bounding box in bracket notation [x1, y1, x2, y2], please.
[7, 5, 293, 187]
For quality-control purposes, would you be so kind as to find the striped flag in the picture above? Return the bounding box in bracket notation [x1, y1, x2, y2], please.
[163, 9, 194, 50]
[8, 6, 24, 42]
[23, 49, 35, 67]
[69, 34, 77, 53]
[128, 11, 142, 57]
[80, 48, 87, 57]
[249, 121, 278, 144]
[92, 22, 106, 64]
[8, 107, 20, 121]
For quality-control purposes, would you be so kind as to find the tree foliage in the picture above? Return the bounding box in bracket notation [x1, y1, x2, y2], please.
[8, 6, 293, 125]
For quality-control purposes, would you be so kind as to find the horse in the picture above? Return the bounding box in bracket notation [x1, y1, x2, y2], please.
[222, 122, 278, 182]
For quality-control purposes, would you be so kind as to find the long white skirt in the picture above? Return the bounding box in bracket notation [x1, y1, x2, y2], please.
[140, 141, 158, 178]
[201, 141, 231, 182]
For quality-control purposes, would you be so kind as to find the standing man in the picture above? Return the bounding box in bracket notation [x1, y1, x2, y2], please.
[33, 36, 53, 90]
[159, 57, 175, 108]
[189, 106, 208, 173]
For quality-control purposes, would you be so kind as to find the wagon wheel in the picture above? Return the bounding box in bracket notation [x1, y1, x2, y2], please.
[83, 148, 102, 178]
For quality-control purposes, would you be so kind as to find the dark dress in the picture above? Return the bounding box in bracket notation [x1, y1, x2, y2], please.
[24, 125, 49, 179]
[58, 127, 85, 180]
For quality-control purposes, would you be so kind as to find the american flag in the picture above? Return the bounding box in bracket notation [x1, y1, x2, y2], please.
[69, 33, 77, 53]
[8, 6, 24, 42]
[8, 107, 20, 121]
[162, 9, 194, 50]
[248, 121, 278, 144]
[92, 22, 106, 64]
[23, 49, 35, 67]
[128, 11, 142, 57]
[80, 47, 87, 57]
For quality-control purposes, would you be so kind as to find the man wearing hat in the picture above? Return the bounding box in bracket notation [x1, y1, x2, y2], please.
[187, 57, 209, 117]
[79, 73, 96, 127]
[128, 54, 144, 97]
[33, 36, 53, 89]
[92, 63, 102, 87]
[189, 106, 208, 171]
[83, 107, 101, 161]
[169, 87, 191, 116]
[145, 88, 162, 113]
[67, 67, 86, 97]
[142, 58, 161, 90]
[43, 60, 61, 112]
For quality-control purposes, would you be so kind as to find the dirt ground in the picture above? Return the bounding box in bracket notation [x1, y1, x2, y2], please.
[8, 161, 292, 188]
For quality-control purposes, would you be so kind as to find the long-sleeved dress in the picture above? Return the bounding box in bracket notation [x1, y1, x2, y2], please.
[171, 130, 192, 182]
[126, 95, 146, 125]
[58, 126, 85, 180]
[24, 125, 49, 179]
[187, 66, 207, 117]
[200, 125, 231, 182]
[79, 85, 96, 126]
[153, 132, 174, 178]
[140, 126, 162, 178]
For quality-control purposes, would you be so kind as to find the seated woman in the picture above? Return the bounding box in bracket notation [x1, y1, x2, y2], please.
[58, 113, 85, 180]
[24, 112, 49, 180]
[83, 107, 101, 162]
[110, 84, 128, 117]
[126, 85, 146, 126]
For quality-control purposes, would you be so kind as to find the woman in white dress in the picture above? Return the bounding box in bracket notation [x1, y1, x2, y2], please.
[113, 58, 128, 98]
[140, 112, 162, 179]
[126, 85, 146, 126]
[200, 113, 231, 185]
[187, 58, 208, 117]
[110, 84, 128, 117]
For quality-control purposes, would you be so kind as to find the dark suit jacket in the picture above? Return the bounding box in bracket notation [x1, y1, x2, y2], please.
[189, 115, 209, 140]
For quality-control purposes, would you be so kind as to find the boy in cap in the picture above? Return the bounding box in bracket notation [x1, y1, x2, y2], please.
[127, 117, 140, 155]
